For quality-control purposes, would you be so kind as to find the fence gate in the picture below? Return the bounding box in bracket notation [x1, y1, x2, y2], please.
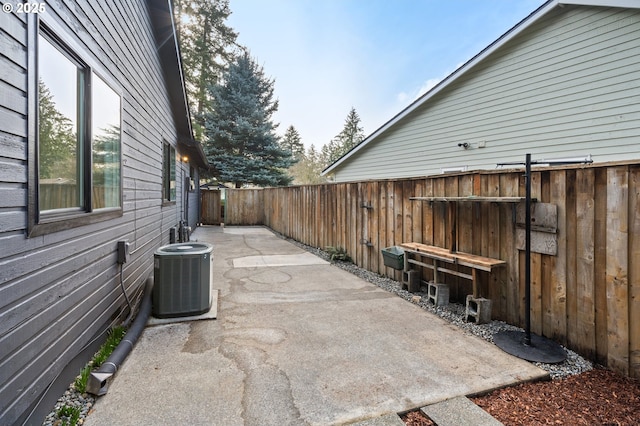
[201, 189, 222, 225]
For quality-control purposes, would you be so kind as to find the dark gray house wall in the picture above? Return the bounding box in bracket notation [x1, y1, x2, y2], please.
[187, 170, 202, 228]
[0, 1, 207, 423]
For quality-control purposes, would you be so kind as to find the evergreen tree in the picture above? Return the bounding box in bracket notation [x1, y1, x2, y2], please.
[174, 0, 238, 140]
[204, 52, 293, 188]
[38, 79, 77, 180]
[289, 144, 328, 185]
[322, 107, 365, 166]
[337, 107, 365, 150]
[280, 125, 304, 161]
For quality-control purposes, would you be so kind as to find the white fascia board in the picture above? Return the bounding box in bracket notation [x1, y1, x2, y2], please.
[560, 0, 640, 8]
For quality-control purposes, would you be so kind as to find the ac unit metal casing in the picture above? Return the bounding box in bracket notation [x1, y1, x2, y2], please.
[153, 242, 213, 318]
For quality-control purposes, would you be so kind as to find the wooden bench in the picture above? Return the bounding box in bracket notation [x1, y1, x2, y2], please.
[399, 242, 506, 299]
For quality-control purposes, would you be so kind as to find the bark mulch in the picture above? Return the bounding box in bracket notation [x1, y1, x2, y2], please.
[401, 366, 640, 426]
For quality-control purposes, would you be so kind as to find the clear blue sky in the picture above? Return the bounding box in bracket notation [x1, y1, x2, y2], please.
[227, 0, 545, 149]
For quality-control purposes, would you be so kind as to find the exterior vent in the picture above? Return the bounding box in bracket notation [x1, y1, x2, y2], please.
[153, 242, 213, 318]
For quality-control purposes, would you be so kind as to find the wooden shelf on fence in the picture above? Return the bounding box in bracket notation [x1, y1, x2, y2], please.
[409, 195, 532, 253]
[410, 196, 532, 203]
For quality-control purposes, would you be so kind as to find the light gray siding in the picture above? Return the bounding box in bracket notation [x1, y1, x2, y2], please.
[0, 1, 198, 423]
[332, 6, 640, 182]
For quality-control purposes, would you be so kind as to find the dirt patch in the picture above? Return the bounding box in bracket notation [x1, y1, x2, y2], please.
[401, 366, 640, 425]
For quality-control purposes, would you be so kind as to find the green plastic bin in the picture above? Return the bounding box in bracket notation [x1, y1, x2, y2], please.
[381, 246, 404, 270]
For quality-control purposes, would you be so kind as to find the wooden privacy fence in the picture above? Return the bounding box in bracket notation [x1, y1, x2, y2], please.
[39, 184, 111, 210]
[225, 162, 640, 378]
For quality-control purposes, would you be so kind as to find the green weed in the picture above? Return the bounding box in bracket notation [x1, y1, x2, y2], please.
[91, 326, 126, 368]
[56, 404, 80, 426]
[325, 246, 352, 262]
[73, 365, 91, 394]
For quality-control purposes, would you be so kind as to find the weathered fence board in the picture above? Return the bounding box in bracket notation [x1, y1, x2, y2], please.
[549, 170, 567, 342]
[630, 167, 640, 377]
[200, 189, 222, 225]
[606, 167, 629, 375]
[576, 169, 596, 359]
[224, 162, 640, 378]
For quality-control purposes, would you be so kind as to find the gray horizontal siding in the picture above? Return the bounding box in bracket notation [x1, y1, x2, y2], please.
[334, 6, 640, 181]
[0, 0, 195, 423]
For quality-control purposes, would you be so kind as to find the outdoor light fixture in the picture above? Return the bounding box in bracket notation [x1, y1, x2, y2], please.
[182, 155, 189, 162]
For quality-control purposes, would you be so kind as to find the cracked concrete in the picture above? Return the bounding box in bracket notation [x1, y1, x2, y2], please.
[85, 226, 547, 425]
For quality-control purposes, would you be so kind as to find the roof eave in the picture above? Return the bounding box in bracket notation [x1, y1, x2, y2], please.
[147, 0, 209, 169]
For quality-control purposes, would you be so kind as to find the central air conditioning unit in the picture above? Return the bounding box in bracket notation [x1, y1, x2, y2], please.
[153, 242, 213, 318]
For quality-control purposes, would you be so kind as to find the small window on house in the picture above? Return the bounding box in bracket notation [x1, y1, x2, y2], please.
[163, 142, 176, 202]
[91, 75, 121, 209]
[34, 26, 122, 232]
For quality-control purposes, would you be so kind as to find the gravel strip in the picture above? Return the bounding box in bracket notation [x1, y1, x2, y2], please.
[42, 388, 94, 426]
[43, 233, 592, 425]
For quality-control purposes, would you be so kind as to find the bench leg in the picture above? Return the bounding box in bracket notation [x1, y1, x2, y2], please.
[433, 259, 440, 283]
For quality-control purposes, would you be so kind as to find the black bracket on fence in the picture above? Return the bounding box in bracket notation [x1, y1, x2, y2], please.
[360, 238, 374, 247]
[360, 202, 373, 209]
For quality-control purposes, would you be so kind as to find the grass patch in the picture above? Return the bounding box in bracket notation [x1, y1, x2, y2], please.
[91, 326, 126, 368]
[50, 326, 128, 424]
[73, 365, 91, 394]
[325, 246, 352, 262]
[56, 404, 81, 426]
[71, 325, 127, 394]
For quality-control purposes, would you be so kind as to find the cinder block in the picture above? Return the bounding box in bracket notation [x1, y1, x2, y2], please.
[466, 295, 492, 324]
[401, 270, 409, 290]
[402, 269, 421, 292]
[427, 282, 449, 306]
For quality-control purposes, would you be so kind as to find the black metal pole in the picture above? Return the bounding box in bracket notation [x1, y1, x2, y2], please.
[524, 153, 532, 346]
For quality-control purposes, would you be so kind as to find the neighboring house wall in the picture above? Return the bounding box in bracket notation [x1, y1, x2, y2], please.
[329, 5, 640, 182]
[0, 1, 200, 424]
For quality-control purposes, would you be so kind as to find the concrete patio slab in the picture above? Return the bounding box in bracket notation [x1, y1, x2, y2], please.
[85, 226, 547, 426]
[233, 253, 329, 268]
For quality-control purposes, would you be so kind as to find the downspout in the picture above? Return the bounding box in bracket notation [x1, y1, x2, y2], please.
[86, 277, 153, 396]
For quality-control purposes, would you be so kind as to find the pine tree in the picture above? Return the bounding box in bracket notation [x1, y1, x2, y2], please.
[174, 0, 238, 140]
[337, 107, 365, 151]
[289, 144, 328, 185]
[280, 125, 305, 161]
[204, 52, 293, 188]
[322, 107, 365, 166]
[38, 79, 77, 180]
